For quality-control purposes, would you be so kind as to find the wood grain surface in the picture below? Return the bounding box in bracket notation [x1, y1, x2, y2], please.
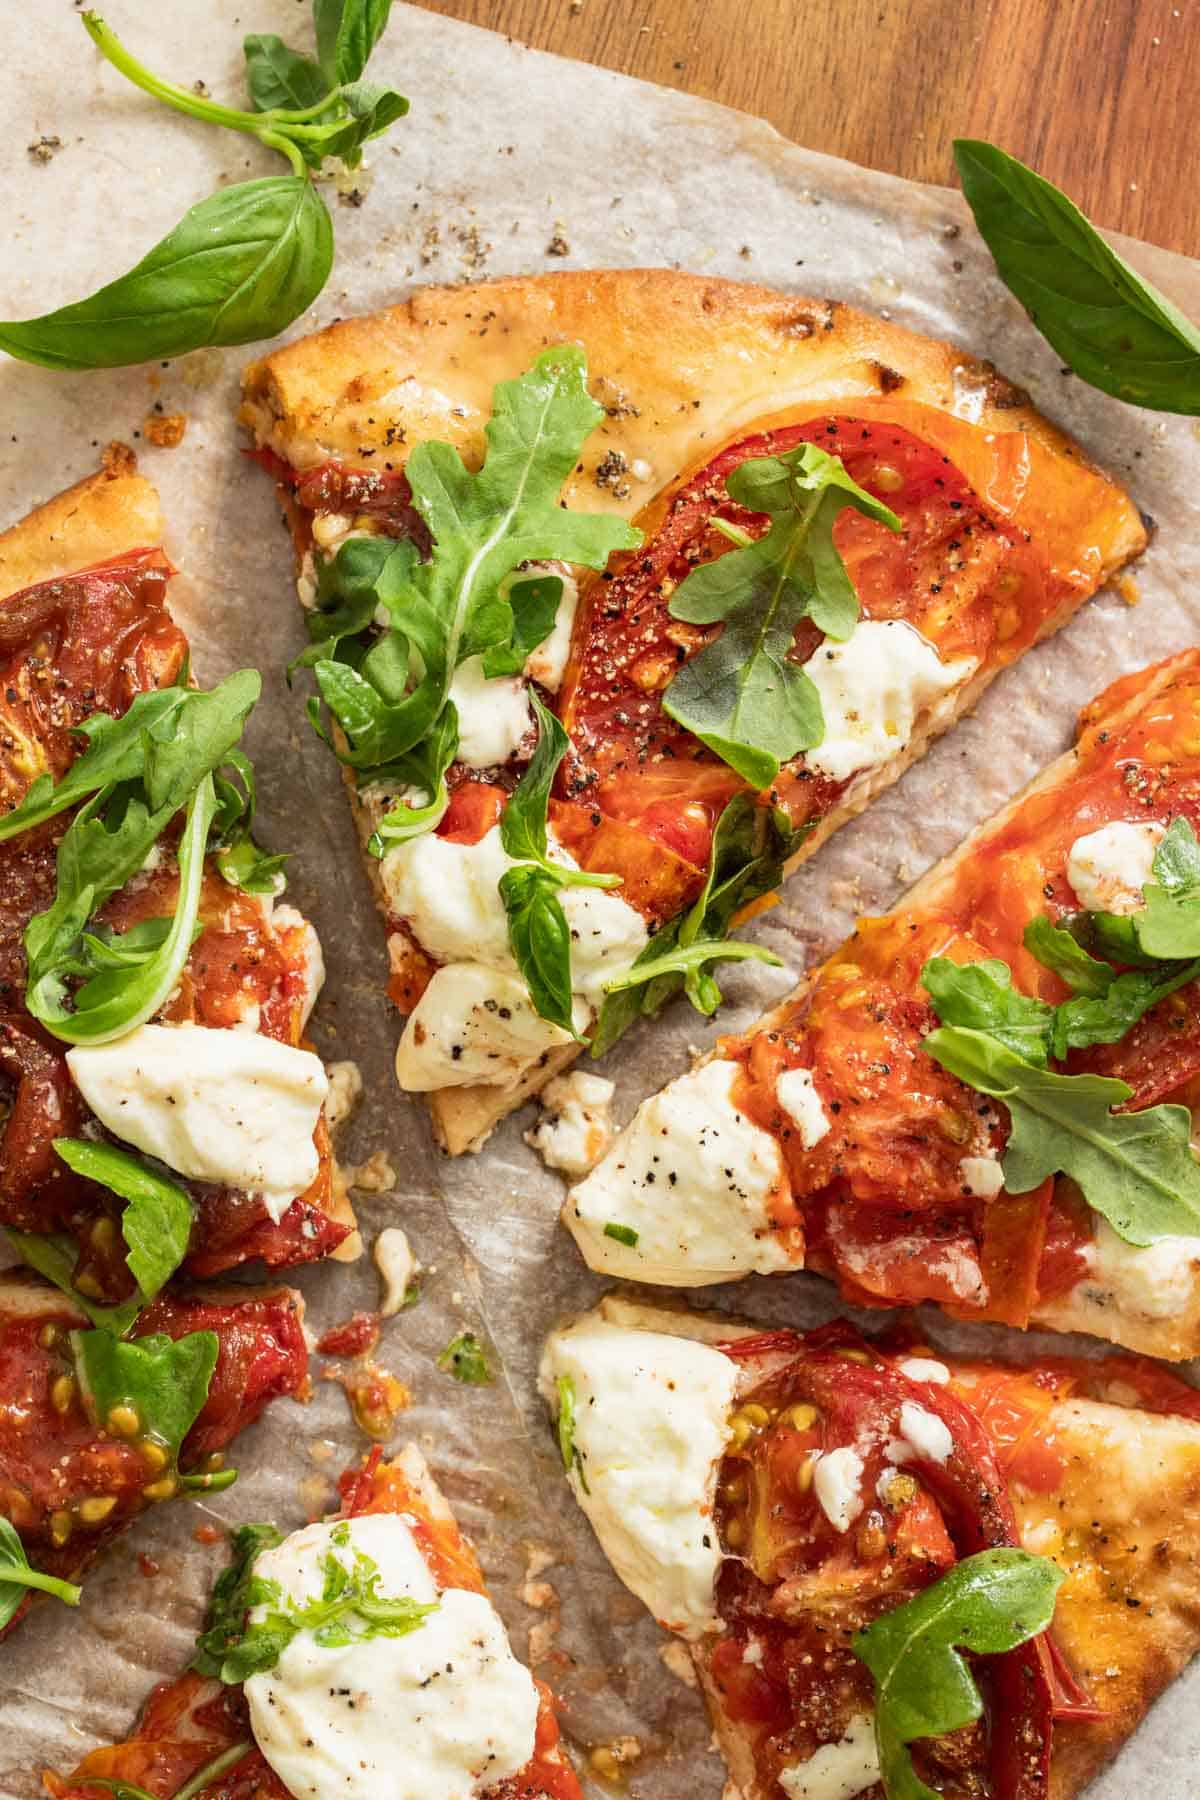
[413, 0, 1198, 257]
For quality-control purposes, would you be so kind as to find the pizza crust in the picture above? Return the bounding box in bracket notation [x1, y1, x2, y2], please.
[241, 269, 1147, 1155]
[578, 1295, 1200, 1800]
[0, 450, 163, 602]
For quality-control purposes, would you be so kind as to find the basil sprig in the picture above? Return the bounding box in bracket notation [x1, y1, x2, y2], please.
[592, 794, 805, 1057]
[955, 140, 1200, 415]
[853, 1548, 1063, 1800]
[499, 691, 622, 1034]
[193, 1518, 437, 1685]
[53, 1139, 193, 1308]
[661, 442, 901, 787]
[0, 4, 407, 370]
[0, 1517, 82, 1630]
[12, 670, 274, 1046]
[304, 349, 641, 851]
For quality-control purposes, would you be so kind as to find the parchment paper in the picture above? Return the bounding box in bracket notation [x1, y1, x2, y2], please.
[2, 4, 1200, 1795]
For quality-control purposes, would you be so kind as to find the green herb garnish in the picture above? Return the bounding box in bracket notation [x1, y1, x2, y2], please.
[593, 793, 804, 1056]
[437, 1331, 492, 1385]
[53, 1139, 193, 1307]
[661, 441, 901, 787]
[602, 1222, 639, 1247]
[4, 1230, 142, 1338]
[852, 1548, 1064, 1800]
[304, 348, 641, 853]
[954, 140, 1200, 415]
[0, 5, 407, 370]
[554, 1372, 590, 1494]
[0, 1517, 82, 1630]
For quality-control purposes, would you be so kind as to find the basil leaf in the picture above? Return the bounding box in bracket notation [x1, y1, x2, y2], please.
[853, 1548, 1063, 1800]
[4, 1229, 142, 1337]
[71, 1328, 219, 1462]
[315, 0, 393, 84]
[662, 442, 901, 787]
[500, 865, 580, 1036]
[921, 955, 1054, 1065]
[0, 178, 332, 371]
[481, 575, 564, 678]
[592, 794, 803, 1056]
[311, 80, 409, 170]
[193, 1521, 286, 1678]
[0, 1517, 82, 1630]
[1130, 816, 1200, 958]
[437, 1331, 493, 1385]
[309, 349, 640, 784]
[53, 1139, 192, 1304]
[243, 33, 328, 112]
[954, 140, 1200, 415]
[925, 1025, 1200, 1245]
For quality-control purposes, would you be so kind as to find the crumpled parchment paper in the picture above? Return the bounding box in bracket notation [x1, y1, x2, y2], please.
[2, 3, 1200, 1795]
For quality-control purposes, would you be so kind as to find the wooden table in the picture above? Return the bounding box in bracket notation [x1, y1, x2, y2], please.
[415, 0, 1197, 257]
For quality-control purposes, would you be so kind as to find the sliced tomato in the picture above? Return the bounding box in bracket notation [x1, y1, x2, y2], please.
[438, 778, 507, 844]
[970, 1177, 1053, 1329]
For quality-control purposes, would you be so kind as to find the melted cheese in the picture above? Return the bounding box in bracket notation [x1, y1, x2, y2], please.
[525, 1071, 616, 1175]
[960, 1152, 1003, 1198]
[522, 563, 580, 692]
[245, 1515, 539, 1800]
[446, 655, 534, 768]
[802, 619, 977, 785]
[564, 1060, 800, 1285]
[778, 1717, 881, 1800]
[1055, 1220, 1200, 1325]
[394, 963, 577, 1091]
[67, 1024, 326, 1221]
[775, 1066, 831, 1148]
[374, 1226, 417, 1316]
[539, 1310, 737, 1636]
[812, 1448, 865, 1532]
[1066, 820, 1165, 916]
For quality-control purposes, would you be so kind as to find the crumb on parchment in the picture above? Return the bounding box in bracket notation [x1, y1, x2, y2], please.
[143, 410, 188, 448]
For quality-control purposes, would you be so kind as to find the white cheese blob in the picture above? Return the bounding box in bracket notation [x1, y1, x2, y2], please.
[564, 1060, 801, 1286]
[1068, 1220, 1200, 1324]
[522, 563, 580, 693]
[960, 1152, 1004, 1198]
[245, 1515, 539, 1800]
[394, 963, 577, 1091]
[380, 825, 648, 1007]
[812, 1447, 865, 1533]
[1066, 819, 1165, 915]
[802, 619, 977, 785]
[776, 1067, 831, 1148]
[446, 655, 534, 769]
[778, 1715, 882, 1800]
[525, 1071, 616, 1175]
[898, 1358, 951, 1386]
[374, 1226, 418, 1316]
[538, 1311, 737, 1636]
[273, 904, 326, 1029]
[68, 1024, 327, 1221]
[897, 1401, 954, 1464]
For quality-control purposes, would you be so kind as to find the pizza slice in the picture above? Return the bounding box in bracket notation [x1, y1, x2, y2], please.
[563, 648, 1200, 1360]
[240, 268, 1145, 1154]
[541, 1295, 1200, 1800]
[45, 1443, 580, 1800]
[0, 1268, 307, 1637]
[0, 455, 356, 1308]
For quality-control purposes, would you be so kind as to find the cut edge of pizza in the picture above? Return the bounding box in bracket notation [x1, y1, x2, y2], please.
[540, 1293, 1200, 1800]
[562, 645, 1200, 1361]
[239, 268, 1147, 1157]
[44, 1441, 581, 1800]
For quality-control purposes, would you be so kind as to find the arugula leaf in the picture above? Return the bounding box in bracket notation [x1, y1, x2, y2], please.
[193, 1522, 286, 1678]
[315, 0, 393, 85]
[53, 1139, 192, 1304]
[661, 442, 901, 786]
[366, 708, 460, 853]
[1127, 816, 1200, 958]
[1022, 913, 1200, 1057]
[554, 1372, 590, 1494]
[954, 140, 1200, 415]
[437, 1331, 492, 1385]
[243, 33, 327, 113]
[308, 350, 641, 785]
[71, 1329, 219, 1463]
[1022, 915, 1115, 995]
[0, 1518, 82, 1630]
[481, 574, 564, 678]
[925, 1025, 1200, 1245]
[853, 1548, 1063, 1800]
[4, 1230, 142, 1337]
[27, 769, 219, 1044]
[592, 794, 801, 1056]
[921, 955, 1053, 1066]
